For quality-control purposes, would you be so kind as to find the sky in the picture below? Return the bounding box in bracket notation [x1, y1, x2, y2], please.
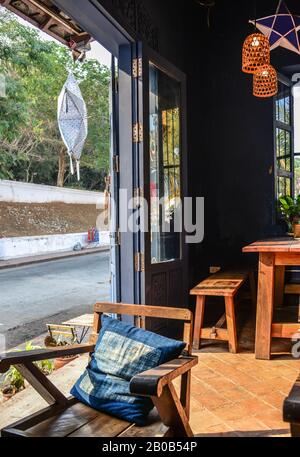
[7, 7, 112, 67]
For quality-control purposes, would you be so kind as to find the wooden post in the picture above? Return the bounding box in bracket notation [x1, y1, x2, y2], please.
[193, 296, 205, 350]
[225, 297, 238, 354]
[255, 253, 275, 360]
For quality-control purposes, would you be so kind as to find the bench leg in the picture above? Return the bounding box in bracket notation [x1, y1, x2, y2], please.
[225, 297, 238, 354]
[291, 423, 300, 437]
[193, 296, 205, 350]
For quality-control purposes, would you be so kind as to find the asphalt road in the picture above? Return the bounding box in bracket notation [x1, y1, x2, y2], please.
[0, 252, 110, 348]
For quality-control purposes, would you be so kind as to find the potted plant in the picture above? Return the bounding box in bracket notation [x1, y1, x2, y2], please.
[0, 342, 54, 401]
[2, 367, 25, 401]
[279, 195, 300, 238]
[44, 334, 78, 370]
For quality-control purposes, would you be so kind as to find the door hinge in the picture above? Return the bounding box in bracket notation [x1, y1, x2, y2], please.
[135, 252, 145, 272]
[132, 58, 142, 78]
[133, 123, 143, 143]
[133, 187, 144, 207]
[112, 155, 120, 173]
[111, 229, 121, 246]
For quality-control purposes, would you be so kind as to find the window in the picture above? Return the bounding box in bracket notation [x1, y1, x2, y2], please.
[275, 78, 293, 200]
[149, 62, 182, 264]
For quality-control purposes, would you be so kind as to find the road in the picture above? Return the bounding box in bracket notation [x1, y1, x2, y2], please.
[0, 252, 110, 348]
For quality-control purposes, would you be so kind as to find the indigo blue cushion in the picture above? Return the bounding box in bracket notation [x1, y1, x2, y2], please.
[71, 315, 185, 426]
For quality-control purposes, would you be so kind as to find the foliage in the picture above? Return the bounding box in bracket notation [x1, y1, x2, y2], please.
[4, 366, 25, 391]
[25, 341, 54, 375]
[1, 341, 54, 393]
[278, 195, 300, 230]
[0, 8, 110, 190]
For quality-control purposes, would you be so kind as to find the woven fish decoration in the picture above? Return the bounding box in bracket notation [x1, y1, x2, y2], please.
[58, 72, 88, 180]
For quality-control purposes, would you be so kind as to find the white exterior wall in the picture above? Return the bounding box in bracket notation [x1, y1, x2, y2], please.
[0, 232, 110, 260]
[0, 180, 104, 206]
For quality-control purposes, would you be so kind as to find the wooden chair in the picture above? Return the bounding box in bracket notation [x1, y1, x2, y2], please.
[190, 270, 256, 353]
[0, 303, 197, 438]
[283, 373, 300, 437]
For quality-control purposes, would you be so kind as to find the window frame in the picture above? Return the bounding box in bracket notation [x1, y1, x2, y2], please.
[274, 73, 294, 203]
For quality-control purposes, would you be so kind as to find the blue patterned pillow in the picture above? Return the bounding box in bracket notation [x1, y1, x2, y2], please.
[71, 315, 185, 426]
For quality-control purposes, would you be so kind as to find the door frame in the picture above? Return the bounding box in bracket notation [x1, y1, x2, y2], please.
[136, 43, 189, 308]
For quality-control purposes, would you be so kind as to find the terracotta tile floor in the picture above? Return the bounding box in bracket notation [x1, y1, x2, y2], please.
[189, 304, 300, 437]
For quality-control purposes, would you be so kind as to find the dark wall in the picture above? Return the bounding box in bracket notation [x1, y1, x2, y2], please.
[185, 0, 300, 285]
[97, 0, 300, 285]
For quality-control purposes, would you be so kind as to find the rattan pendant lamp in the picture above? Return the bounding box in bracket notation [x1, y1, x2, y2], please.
[242, 32, 270, 74]
[242, 0, 270, 74]
[253, 64, 278, 98]
[242, 0, 278, 98]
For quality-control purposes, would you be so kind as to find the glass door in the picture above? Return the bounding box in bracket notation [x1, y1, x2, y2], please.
[136, 44, 188, 334]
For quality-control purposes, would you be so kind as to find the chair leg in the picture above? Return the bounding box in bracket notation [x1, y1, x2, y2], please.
[193, 296, 205, 350]
[225, 296, 238, 354]
[291, 423, 300, 437]
[152, 383, 194, 437]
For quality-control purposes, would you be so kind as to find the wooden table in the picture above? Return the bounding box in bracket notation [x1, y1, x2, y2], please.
[243, 238, 300, 360]
[62, 314, 94, 344]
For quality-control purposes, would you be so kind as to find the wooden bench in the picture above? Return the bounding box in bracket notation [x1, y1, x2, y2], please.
[0, 303, 198, 438]
[190, 270, 256, 353]
[283, 373, 300, 437]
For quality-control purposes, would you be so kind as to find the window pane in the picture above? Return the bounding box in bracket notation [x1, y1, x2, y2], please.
[276, 128, 286, 157]
[276, 82, 291, 125]
[149, 63, 181, 264]
[278, 177, 291, 197]
[295, 157, 300, 196]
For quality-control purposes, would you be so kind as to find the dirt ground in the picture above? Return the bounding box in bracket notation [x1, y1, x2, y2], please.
[0, 202, 106, 237]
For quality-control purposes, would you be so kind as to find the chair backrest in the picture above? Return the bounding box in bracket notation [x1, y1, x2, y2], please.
[90, 303, 194, 355]
[47, 324, 77, 343]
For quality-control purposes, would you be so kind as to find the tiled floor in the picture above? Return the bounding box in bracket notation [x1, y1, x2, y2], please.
[189, 304, 300, 437]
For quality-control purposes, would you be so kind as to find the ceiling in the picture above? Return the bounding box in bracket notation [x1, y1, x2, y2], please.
[0, 0, 91, 54]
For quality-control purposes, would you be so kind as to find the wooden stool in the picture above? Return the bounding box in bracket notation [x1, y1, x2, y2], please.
[190, 270, 256, 354]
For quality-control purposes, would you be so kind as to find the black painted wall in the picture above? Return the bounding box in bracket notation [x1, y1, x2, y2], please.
[185, 0, 300, 285]
[98, 0, 300, 285]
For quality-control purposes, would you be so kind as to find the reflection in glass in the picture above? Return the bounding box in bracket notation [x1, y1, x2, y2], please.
[149, 63, 181, 264]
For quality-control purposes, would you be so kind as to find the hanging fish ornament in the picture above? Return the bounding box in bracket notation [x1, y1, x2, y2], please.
[57, 72, 88, 180]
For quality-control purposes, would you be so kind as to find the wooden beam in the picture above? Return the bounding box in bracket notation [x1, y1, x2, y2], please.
[94, 303, 192, 321]
[130, 357, 198, 398]
[255, 252, 275, 360]
[152, 383, 193, 437]
[0, 344, 94, 373]
[271, 323, 300, 339]
[200, 328, 229, 341]
[15, 362, 68, 406]
[275, 253, 300, 266]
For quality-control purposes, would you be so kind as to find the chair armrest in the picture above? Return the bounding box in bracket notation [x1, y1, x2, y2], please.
[130, 356, 198, 398]
[0, 344, 95, 373]
[283, 374, 300, 424]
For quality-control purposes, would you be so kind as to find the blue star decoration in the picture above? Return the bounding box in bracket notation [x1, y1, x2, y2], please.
[250, 0, 300, 55]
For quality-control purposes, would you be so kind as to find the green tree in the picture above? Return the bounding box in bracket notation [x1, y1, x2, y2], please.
[0, 9, 110, 190]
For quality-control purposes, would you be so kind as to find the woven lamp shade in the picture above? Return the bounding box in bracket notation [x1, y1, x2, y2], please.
[253, 64, 278, 98]
[242, 33, 270, 74]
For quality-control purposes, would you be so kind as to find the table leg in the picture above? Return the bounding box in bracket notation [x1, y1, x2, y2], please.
[274, 266, 285, 308]
[193, 296, 205, 350]
[255, 252, 275, 360]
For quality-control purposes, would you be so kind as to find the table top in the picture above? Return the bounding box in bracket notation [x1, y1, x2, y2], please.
[62, 314, 94, 328]
[243, 237, 300, 253]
